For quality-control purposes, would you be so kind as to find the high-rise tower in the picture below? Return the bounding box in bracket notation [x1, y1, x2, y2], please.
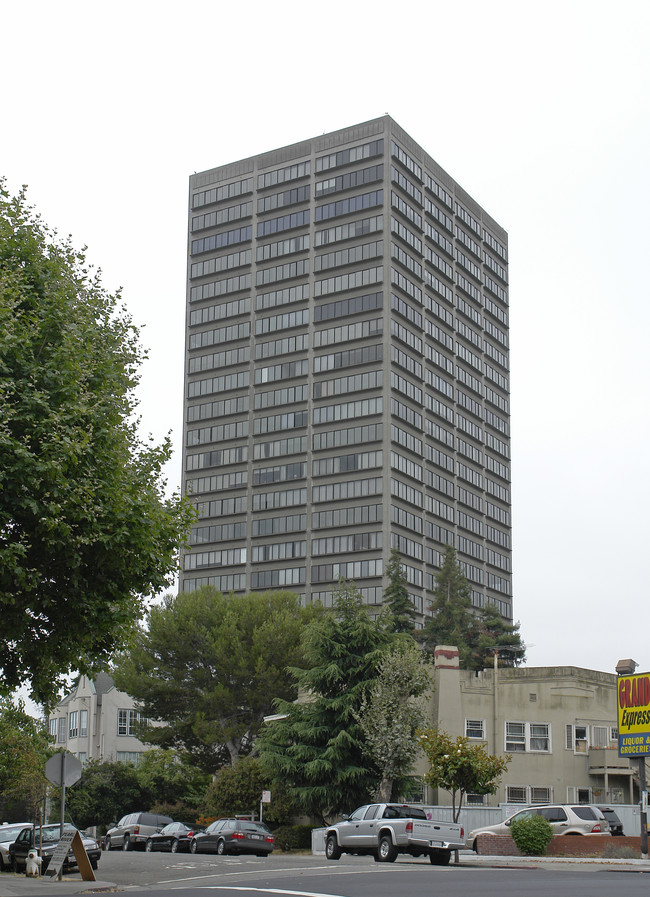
[182, 116, 512, 624]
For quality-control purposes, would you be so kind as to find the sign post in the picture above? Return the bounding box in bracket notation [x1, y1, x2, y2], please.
[616, 664, 649, 858]
[44, 751, 90, 881]
[260, 790, 271, 823]
[45, 752, 82, 839]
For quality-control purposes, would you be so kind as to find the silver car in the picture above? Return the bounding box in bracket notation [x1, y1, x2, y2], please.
[467, 804, 609, 850]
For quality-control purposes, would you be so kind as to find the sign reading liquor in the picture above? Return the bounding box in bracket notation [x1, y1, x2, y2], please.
[618, 672, 650, 756]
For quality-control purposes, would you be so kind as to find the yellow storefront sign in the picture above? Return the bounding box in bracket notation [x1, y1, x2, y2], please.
[618, 672, 650, 756]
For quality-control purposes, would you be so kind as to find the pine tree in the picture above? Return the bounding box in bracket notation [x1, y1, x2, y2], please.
[256, 581, 390, 824]
[419, 545, 478, 666]
[469, 602, 526, 670]
[420, 545, 526, 671]
[383, 548, 416, 634]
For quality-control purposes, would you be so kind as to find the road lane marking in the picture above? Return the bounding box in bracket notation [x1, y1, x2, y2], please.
[158, 865, 334, 884]
[198, 889, 350, 897]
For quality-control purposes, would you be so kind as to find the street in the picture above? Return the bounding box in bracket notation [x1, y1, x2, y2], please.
[65, 850, 650, 897]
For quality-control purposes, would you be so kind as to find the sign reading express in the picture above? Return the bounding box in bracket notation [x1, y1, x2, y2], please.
[618, 672, 650, 756]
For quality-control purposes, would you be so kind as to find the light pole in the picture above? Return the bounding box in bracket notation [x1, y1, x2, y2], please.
[490, 645, 526, 757]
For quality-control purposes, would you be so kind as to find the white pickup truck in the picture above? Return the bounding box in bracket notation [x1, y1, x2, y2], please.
[324, 803, 465, 866]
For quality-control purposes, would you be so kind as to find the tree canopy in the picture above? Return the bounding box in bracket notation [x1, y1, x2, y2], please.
[0, 696, 53, 819]
[201, 755, 295, 828]
[383, 548, 416, 634]
[112, 587, 316, 770]
[418, 728, 510, 822]
[355, 638, 432, 801]
[468, 602, 526, 669]
[420, 545, 525, 670]
[256, 582, 391, 824]
[420, 546, 477, 665]
[0, 181, 193, 705]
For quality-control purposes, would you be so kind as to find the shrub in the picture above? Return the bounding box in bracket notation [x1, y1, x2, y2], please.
[271, 825, 314, 852]
[510, 814, 553, 856]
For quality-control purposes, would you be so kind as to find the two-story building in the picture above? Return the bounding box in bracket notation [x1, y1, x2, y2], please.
[48, 672, 150, 765]
[424, 646, 646, 808]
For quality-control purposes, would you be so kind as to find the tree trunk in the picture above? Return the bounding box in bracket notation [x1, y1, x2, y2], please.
[378, 776, 392, 802]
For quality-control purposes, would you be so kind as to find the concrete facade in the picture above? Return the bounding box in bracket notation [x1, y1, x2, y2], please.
[48, 673, 150, 765]
[182, 116, 512, 624]
[425, 647, 646, 809]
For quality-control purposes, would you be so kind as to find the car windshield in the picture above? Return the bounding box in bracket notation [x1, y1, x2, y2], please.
[37, 828, 62, 844]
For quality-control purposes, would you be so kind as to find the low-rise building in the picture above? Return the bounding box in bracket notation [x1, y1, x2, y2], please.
[48, 672, 149, 765]
[423, 646, 646, 808]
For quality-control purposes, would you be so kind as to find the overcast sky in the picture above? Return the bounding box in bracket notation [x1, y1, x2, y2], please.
[3, 0, 649, 678]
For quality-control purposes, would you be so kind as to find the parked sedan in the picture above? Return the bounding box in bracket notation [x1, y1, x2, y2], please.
[0, 824, 31, 871]
[190, 818, 274, 856]
[9, 824, 101, 872]
[145, 822, 203, 853]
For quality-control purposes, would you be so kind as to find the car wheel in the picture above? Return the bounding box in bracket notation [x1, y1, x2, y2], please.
[429, 849, 451, 866]
[90, 859, 98, 870]
[216, 839, 227, 856]
[170, 839, 179, 854]
[325, 834, 342, 861]
[190, 840, 198, 854]
[104, 836, 111, 851]
[378, 835, 397, 863]
[145, 839, 153, 852]
[123, 836, 131, 851]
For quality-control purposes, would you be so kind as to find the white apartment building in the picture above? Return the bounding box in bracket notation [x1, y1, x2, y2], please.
[48, 672, 149, 765]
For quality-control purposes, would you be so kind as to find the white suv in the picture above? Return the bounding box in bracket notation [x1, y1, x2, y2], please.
[467, 804, 609, 851]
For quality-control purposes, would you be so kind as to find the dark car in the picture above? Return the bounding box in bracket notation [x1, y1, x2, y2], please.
[190, 818, 274, 857]
[105, 812, 173, 851]
[145, 822, 203, 853]
[9, 824, 101, 872]
[598, 806, 625, 836]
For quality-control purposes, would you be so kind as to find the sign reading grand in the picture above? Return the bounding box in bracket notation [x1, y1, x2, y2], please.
[618, 672, 650, 756]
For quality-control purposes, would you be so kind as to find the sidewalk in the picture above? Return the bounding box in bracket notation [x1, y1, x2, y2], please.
[0, 874, 117, 896]
[461, 852, 650, 870]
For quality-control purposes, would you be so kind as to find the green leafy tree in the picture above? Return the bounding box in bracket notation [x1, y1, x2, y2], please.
[113, 587, 316, 770]
[0, 696, 53, 819]
[201, 756, 295, 828]
[134, 749, 209, 820]
[418, 729, 510, 823]
[419, 546, 478, 666]
[0, 181, 194, 706]
[383, 549, 416, 634]
[58, 759, 145, 833]
[355, 639, 432, 801]
[257, 582, 391, 824]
